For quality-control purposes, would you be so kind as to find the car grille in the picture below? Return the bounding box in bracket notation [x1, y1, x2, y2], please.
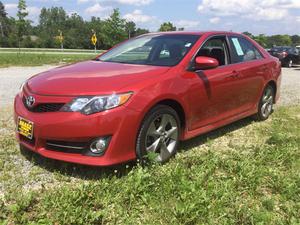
[23, 97, 64, 112]
[46, 140, 88, 154]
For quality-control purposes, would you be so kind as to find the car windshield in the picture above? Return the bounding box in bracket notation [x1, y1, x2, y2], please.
[97, 34, 200, 66]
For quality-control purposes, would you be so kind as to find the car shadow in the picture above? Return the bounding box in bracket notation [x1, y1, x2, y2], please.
[292, 64, 300, 70]
[20, 116, 254, 180]
[20, 146, 136, 180]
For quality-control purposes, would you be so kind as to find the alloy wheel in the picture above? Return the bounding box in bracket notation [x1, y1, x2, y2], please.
[145, 113, 179, 162]
[261, 87, 274, 118]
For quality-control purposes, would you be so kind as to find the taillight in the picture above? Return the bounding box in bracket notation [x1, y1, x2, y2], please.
[281, 51, 288, 57]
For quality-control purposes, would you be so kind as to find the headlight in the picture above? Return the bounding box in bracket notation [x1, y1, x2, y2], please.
[61, 92, 133, 115]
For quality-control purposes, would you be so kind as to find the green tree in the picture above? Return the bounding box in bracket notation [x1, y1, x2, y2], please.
[64, 13, 88, 49]
[38, 7, 67, 48]
[267, 35, 292, 47]
[0, 1, 7, 37]
[135, 28, 149, 36]
[291, 35, 300, 46]
[125, 21, 136, 38]
[254, 34, 268, 47]
[16, 0, 29, 47]
[242, 31, 254, 39]
[102, 9, 127, 48]
[158, 22, 176, 32]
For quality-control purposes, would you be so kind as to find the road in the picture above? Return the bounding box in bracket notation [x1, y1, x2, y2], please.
[0, 65, 299, 107]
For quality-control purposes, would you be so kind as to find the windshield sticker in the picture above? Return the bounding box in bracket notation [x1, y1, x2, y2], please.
[185, 43, 192, 47]
[232, 38, 244, 56]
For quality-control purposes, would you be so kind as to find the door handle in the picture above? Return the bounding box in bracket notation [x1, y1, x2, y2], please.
[227, 70, 240, 79]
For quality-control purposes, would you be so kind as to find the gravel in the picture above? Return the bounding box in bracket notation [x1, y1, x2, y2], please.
[0, 65, 57, 107]
[0, 65, 299, 107]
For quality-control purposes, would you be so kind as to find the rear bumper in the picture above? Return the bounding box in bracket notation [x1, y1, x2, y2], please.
[14, 92, 140, 166]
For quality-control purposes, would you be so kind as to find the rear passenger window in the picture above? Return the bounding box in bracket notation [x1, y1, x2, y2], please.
[229, 37, 263, 63]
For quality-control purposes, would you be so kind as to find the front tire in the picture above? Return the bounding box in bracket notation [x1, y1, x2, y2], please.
[136, 105, 180, 163]
[253, 85, 275, 121]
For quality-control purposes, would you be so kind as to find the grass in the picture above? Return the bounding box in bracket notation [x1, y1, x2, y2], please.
[0, 48, 103, 54]
[0, 53, 98, 67]
[0, 105, 299, 224]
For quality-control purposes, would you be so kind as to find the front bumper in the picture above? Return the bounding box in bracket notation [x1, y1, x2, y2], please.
[14, 91, 139, 166]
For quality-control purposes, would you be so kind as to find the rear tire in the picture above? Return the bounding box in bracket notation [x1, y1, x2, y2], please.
[284, 59, 293, 68]
[253, 85, 275, 121]
[136, 105, 180, 164]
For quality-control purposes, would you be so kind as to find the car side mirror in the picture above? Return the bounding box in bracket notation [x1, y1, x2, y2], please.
[194, 56, 219, 70]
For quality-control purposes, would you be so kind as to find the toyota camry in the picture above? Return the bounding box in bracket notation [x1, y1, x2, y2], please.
[14, 31, 281, 166]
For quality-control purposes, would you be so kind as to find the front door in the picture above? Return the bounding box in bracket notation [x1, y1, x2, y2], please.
[187, 36, 245, 130]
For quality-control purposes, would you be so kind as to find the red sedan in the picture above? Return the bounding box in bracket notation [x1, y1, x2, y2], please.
[14, 31, 281, 166]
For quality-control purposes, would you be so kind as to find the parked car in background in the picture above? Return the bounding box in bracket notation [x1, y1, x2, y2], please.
[15, 31, 281, 166]
[269, 46, 300, 67]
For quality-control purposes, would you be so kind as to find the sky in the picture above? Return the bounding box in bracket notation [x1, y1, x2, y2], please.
[3, 0, 300, 35]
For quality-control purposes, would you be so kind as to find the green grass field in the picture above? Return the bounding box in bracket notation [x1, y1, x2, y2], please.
[0, 53, 98, 67]
[0, 106, 299, 224]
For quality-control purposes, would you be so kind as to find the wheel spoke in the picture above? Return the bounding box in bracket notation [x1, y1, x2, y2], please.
[147, 122, 160, 137]
[263, 89, 271, 101]
[261, 102, 268, 116]
[158, 142, 171, 161]
[266, 96, 273, 103]
[146, 138, 161, 152]
[165, 127, 178, 140]
[159, 114, 170, 131]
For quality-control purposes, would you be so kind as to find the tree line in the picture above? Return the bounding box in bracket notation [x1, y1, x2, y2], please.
[0, 0, 299, 50]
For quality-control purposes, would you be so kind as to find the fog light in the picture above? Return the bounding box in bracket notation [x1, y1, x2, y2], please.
[90, 138, 108, 154]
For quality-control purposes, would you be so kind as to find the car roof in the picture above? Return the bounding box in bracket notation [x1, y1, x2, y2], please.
[272, 46, 292, 48]
[143, 31, 245, 36]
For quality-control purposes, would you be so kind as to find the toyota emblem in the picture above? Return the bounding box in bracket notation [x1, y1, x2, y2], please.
[26, 96, 35, 108]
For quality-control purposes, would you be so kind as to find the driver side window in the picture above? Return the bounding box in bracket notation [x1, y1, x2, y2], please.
[196, 37, 229, 66]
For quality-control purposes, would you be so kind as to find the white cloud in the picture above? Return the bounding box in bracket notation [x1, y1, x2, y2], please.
[197, 0, 294, 21]
[27, 7, 41, 24]
[117, 0, 153, 6]
[78, 0, 153, 6]
[4, 3, 17, 10]
[78, 0, 89, 3]
[124, 10, 155, 23]
[27, 7, 40, 15]
[209, 17, 220, 24]
[85, 3, 112, 17]
[175, 20, 200, 29]
[281, 0, 300, 8]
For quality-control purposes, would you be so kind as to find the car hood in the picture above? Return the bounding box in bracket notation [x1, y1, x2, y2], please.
[27, 60, 170, 96]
